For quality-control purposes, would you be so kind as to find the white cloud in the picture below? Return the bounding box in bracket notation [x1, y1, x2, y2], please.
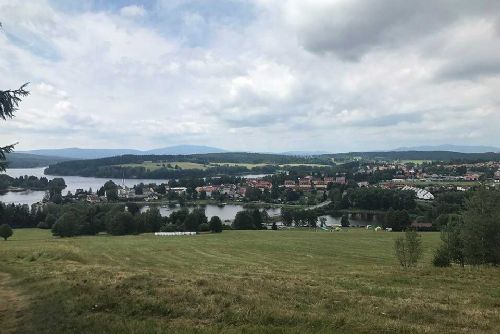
[119, 5, 147, 18]
[0, 0, 499, 152]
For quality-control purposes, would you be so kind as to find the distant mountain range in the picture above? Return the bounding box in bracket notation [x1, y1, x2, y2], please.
[281, 150, 331, 156]
[5, 152, 72, 169]
[393, 144, 500, 153]
[21, 145, 226, 160]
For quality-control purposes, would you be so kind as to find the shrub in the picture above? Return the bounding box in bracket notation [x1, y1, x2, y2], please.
[233, 210, 256, 230]
[433, 246, 451, 267]
[44, 213, 57, 228]
[394, 229, 423, 268]
[106, 211, 136, 235]
[340, 214, 350, 227]
[0, 224, 13, 240]
[209, 216, 223, 233]
[52, 213, 79, 237]
[198, 223, 210, 232]
[161, 223, 178, 232]
[37, 221, 50, 229]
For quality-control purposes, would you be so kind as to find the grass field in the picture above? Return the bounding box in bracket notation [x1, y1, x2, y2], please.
[1, 229, 499, 333]
[118, 161, 332, 171]
[399, 160, 432, 165]
[119, 161, 208, 171]
[209, 162, 270, 168]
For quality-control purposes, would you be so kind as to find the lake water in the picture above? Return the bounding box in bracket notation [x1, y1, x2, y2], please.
[143, 204, 281, 223]
[318, 213, 382, 228]
[0, 167, 169, 205]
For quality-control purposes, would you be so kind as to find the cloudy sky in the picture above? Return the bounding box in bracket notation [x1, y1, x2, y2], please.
[1, 0, 499, 152]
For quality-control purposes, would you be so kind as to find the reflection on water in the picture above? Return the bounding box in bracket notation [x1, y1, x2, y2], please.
[0, 190, 47, 206]
[143, 204, 281, 223]
[318, 213, 383, 227]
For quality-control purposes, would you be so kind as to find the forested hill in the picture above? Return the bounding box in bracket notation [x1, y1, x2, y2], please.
[44, 152, 334, 178]
[5, 152, 72, 168]
[327, 151, 500, 162]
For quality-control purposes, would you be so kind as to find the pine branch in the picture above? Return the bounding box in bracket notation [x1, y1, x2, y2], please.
[0, 83, 30, 120]
[0, 145, 15, 172]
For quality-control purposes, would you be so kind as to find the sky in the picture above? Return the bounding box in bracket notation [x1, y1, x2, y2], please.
[1, 0, 499, 152]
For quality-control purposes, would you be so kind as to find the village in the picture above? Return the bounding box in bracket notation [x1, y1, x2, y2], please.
[48, 159, 500, 207]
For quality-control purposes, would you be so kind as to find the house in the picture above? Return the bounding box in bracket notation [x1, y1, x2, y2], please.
[237, 187, 247, 197]
[298, 178, 311, 189]
[402, 185, 434, 200]
[169, 187, 187, 194]
[86, 194, 100, 203]
[464, 173, 480, 181]
[324, 177, 334, 184]
[284, 180, 296, 188]
[220, 185, 237, 197]
[195, 185, 219, 197]
[312, 180, 327, 189]
[246, 179, 272, 190]
[335, 176, 347, 185]
[357, 181, 369, 187]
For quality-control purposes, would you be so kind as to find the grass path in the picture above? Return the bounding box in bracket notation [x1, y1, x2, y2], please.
[0, 272, 28, 334]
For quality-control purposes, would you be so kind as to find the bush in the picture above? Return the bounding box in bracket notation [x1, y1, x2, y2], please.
[233, 210, 255, 230]
[198, 223, 210, 232]
[0, 224, 13, 240]
[37, 221, 50, 229]
[161, 223, 178, 232]
[106, 211, 136, 235]
[209, 216, 223, 233]
[394, 229, 423, 268]
[44, 213, 57, 228]
[433, 246, 451, 267]
[341, 214, 350, 227]
[52, 213, 80, 237]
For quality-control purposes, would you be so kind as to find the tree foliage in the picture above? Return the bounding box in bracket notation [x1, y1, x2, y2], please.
[209, 216, 223, 233]
[0, 82, 29, 171]
[394, 229, 423, 268]
[0, 224, 13, 240]
[433, 189, 500, 266]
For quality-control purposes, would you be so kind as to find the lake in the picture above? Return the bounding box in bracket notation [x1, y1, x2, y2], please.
[318, 213, 383, 228]
[143, 204, 281, 223]
[0, 167, 169, 205]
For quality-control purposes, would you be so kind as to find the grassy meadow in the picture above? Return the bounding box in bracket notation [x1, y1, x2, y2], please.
[119, 161, 209, 171]
[117, 161, 332, 171]
[1, 229, 499, 333]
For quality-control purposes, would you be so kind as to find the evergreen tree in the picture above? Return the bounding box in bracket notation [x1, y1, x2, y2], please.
[0, 82, 29, 170]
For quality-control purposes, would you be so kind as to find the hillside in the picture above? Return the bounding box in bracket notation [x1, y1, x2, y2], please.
[393, 144, 500, 153]
[327, 150, 500, 162]
[22, 145, 226, 160]
[5, 152, 72, 168]
[44, 152, 335, 178]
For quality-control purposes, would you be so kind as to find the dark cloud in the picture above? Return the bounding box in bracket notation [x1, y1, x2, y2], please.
[293, 0, 500, 61]
[436, 59, 500, 81]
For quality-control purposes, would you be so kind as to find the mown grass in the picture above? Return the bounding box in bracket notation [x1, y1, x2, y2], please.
[0, 229, 499, 333]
